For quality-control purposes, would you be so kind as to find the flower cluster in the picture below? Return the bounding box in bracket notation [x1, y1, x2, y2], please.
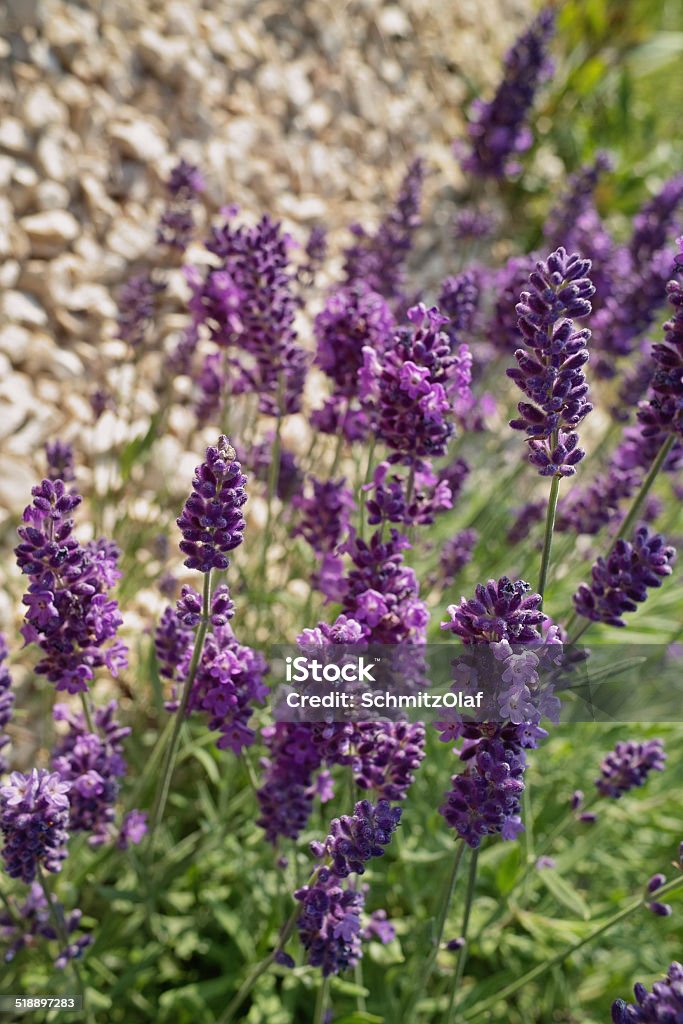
[249, 435, 303, 502]
[342, 530, 428, 644]
[51, 701, 131, 847]
[177, 436, 247, 573]
[0, 770, 70, 883]
[508, 247, 595, 477]
[0, 883, 92, 968]
[460, 9, 555, 178]
[156, 158, 205, 251]
[15, 480, 127, 694]
[156, 583, 267, 754]
[45, 440, 76, 484]
[438, 529, 479, 587]
[352, 721, 426, 802]
[438, 270, 480, 345]
[441, 576, 544, 644]
[440, 729, 527, 847]
[0, 635, 14, 775]
[293, 477, 355, 555]
[637, 238, 683, 439]
[612, 961, 683, 1023]
[311, 800, 402, 877]
[364, 462, 453, 528]
[312, 283, 394, 441]
[295, 875, 365, 976]
[343, 158, 425, 304]
[595, 739, 666, 799]
[115, 271, 165, 349]
[197, 211, 307, 415]
[361, 304, 471, 466]
[573, 526, 676, 627]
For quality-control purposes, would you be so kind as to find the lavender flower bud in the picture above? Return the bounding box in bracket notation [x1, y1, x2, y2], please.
[0, 635, 14, 775]
[295, 875, 365, 976]
[647, 873, 666, 893]
[15, 480, 127, 694]
[314, 800, 402, 878]
[573, 527, 676, 627]
[612, 962, 683, 1022]
[343, 158, 424, 303]
[594, 738, 666, 798]
[51, 701, 131, 847]
[1, 770, 70, 882]
[460, 9, 555, 178]
[45, 440, 76, 484]
[508, 247, 595, 477]
[177, 436, 247, 573]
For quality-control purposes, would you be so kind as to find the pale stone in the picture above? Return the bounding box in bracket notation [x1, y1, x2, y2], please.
[109, 119, 166, 162]
[1, 290, 48, 328]
[0, 118, 28, 154]
[21, 209, 79, 257]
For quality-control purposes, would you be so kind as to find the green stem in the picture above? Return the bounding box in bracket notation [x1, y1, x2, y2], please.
[446, 848, 479, 1023]
[313, 977, 330, 1024]
[80, 692, 96, 734]
[260, 406, 284, 584]
[358, 436, 376, 540]
[612, 434, 675, 547]
[330, 430, 345, 478]
[463, 873, 683, 1020]
[149, 571, 212, 834]
[400, 841, 465, 1022]
[36, 865, 87, 1007]
[537, 473, 561, 606]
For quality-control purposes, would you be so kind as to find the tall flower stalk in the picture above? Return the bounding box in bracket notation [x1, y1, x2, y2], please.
[150, 436, 247, 832]
[508, 247, 595, 602]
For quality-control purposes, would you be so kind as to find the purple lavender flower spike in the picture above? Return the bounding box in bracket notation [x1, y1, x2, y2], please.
[295, 874, 365, 976]
[312, 283, 394, 441]
[595, 738, 666, 798]
[438, 270, 480, 345]
[638, 238, 683, 439]
[51, 701, 131, 846]
[156, 159, 205, 251]
[177, 436, 247, 573]
[0, 636, 14, 775]
[364, 304, 471, 467]
[0, 770, 70, 882]
[45, 441, 76, 484]
[117, 809, 148, 849]
[440, 732, 527, 847]
[508, 247, 595, 477]
[343, 158, 425, 303]
[203, 211, 306, 415]
[312, 800, 402, 878]
[293, 478, 355, 555]
[544, 152, 612, 249]
[630, 176, 683, 266]
[573, 526, 676, 627]
[612, 962, 683, 1023]
[353, 721, 426, 801]
[115, 271, 165, 349]
[365, 462, 453, 528]
[15, 480, 127, 694]
[460, 9, 555, 178]
[441, 577, 544, 644]
[439, 529, 478, 586]
[250, 435, 303, 502]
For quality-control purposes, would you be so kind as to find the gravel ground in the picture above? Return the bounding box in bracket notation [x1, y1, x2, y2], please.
[0, 0, 531, 591]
